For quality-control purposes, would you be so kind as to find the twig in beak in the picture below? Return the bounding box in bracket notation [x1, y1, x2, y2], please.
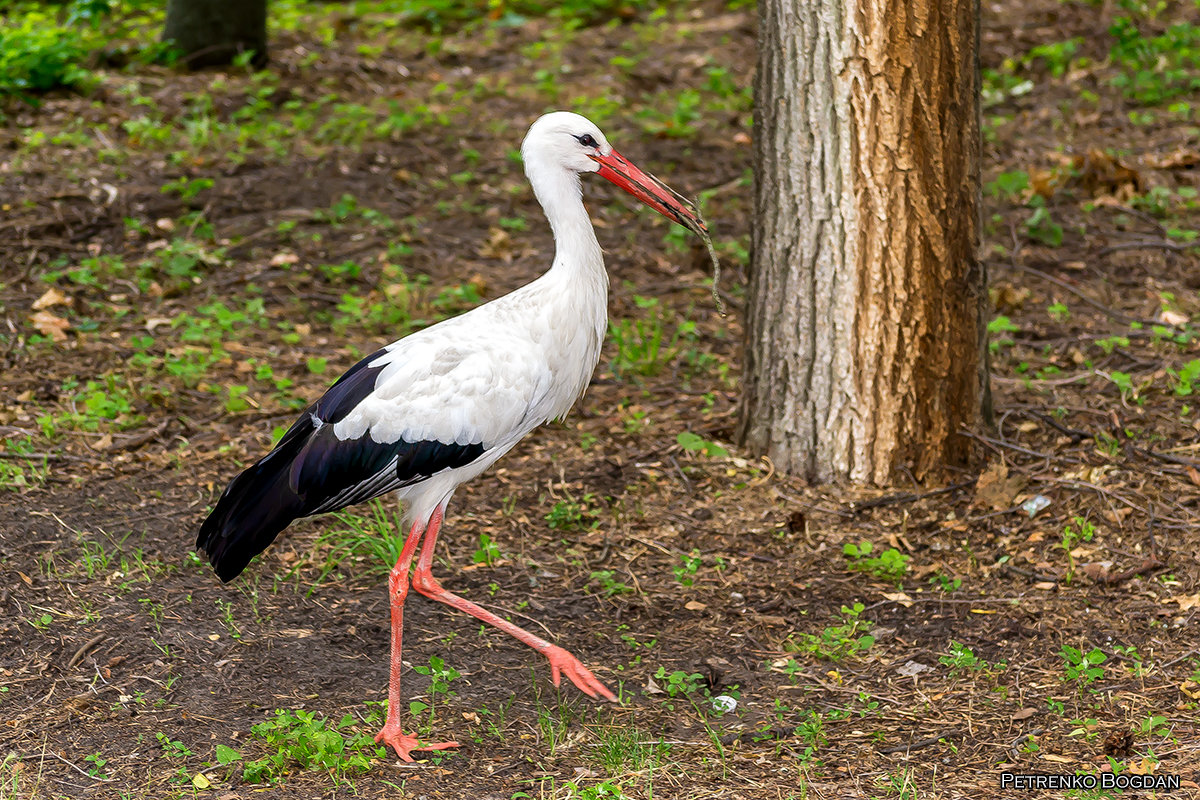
[692, 201, 725, 317]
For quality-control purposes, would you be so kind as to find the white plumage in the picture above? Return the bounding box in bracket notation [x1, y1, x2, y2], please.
[197, 111, 706, 761]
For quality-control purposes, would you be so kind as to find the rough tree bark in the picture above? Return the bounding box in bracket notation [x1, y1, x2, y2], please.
[163, 0, 268, 69]
[738, 0, 990, 485]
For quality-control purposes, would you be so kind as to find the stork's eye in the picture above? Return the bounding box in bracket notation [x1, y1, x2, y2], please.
[576, 133, 599, 148]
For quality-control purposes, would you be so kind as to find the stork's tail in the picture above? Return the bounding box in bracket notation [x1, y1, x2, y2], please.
[196, 419, 313, 582]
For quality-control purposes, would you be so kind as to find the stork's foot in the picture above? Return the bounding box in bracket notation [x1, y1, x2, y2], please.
[543, 644, 616, 701]
[374, 723, 459, 762]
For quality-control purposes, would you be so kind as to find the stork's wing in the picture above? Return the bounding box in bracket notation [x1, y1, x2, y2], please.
[196, 322, 552, 582]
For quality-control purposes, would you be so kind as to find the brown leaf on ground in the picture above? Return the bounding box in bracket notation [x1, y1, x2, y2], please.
[1143, 148, 1200, 169]
[478, 227, 514, 261]
[1072, 148, 1143, 199]
[32, 287, 71, 311]
[972, 461, 1026, 510]
[28, 310, 71, 341]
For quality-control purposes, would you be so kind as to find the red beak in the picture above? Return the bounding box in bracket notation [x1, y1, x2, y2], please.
[590, 148, 707, 236]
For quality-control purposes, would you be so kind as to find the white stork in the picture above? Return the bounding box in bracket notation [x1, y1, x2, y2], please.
[196, 111, 707, 761]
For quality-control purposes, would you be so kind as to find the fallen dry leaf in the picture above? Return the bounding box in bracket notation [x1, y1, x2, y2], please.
[29, 310, 71, 341]
[1143, 148, 1200, 169]
[973, 461, 1026, 511]
[896, 661, 930, 677]
[1170, 593, 1200, 612]
[32, 287, 70, 311]
[1073, 148, 1143, 199]
[1079, 562, 1112, 581]
[1041, 753, 1074, 764]
[1128, 756, 1157, 775]
[478, 227, 514, 262]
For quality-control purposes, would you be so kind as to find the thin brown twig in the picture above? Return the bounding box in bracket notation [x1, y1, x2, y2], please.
[877, 730, 961, 755]
[1050, 478, 1194, 526]
[0, 451, 92, 463]
[1003, 563, 1061, 584]
[65, 634, 107, 670]
[12, 750, 114, 783]
[101, 419, 171, 453]
[847, 480, 977, 514]
[1026, 411, 1094, 442]
[1097, 240, 1189, 256]
[997, 261, 1153, 326]
[1131, 445, 1200, 469]
[960, 430, 1063, 463]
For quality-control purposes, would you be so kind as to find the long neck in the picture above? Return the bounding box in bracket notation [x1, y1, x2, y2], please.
[527, 163, 605, 285]
[524, 160, 610, 392]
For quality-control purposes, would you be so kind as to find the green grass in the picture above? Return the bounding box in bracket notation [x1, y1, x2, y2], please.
[589, 722, 670, 781]
[312, 500, 409, 583]
[1, 0, 177, 100]
[1109, 16, 1200, 105]
[0, 437, 48, 491]
[608, 296, 696, 380]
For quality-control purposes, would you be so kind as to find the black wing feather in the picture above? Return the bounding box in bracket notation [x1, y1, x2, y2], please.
[196, 348, 486, 582]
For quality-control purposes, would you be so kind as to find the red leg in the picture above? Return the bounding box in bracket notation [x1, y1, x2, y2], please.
[374, 517, 459, 761]
[411, 506, 615, 702]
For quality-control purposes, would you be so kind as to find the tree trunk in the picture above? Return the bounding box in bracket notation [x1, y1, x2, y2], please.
[163, 0, 268, 69]
[738, 0, 990, 485]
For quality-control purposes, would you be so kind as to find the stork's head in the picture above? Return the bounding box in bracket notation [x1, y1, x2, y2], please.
[522, 111, 707, 237]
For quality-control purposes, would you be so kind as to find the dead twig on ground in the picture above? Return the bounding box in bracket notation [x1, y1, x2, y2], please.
[1097, 239, 1189, 256]
[846, 480, 977, 515]
[877, 730, 961, 755]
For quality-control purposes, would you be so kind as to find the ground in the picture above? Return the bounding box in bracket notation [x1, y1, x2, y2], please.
[1, 0, 1199, 798]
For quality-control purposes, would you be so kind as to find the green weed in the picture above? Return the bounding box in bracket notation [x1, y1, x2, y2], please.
[608, 297, 694, 379]
[472, 533, 501, 566]
[546, 494, 600, 532]
[988, 316, 1020, 353]
[785, 603, 876, 662]
[676, 431, 728, 458]
[653, 667, 704, 699]
[0, 4, 98, 97]
[409, 655, 460, 732]
[1109, 16, 1200, 105]
[1061, 645, 1107, 688]
[589, 570, 633, 597]
[842, 541, 909, 585]
[986, 170, 1030, 202]
[242, 709, 382, 785]
[1024, 202, 1064, 247]
[940, 641, 1006, 677]
[1168, 359, 1200, 396]
[1059, 516, 1096, 584]
[0, 437, 48, 490]
[589, 723, 669, 778]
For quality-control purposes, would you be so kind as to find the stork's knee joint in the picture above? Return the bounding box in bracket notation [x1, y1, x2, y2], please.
[412, 568, 441, 596]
